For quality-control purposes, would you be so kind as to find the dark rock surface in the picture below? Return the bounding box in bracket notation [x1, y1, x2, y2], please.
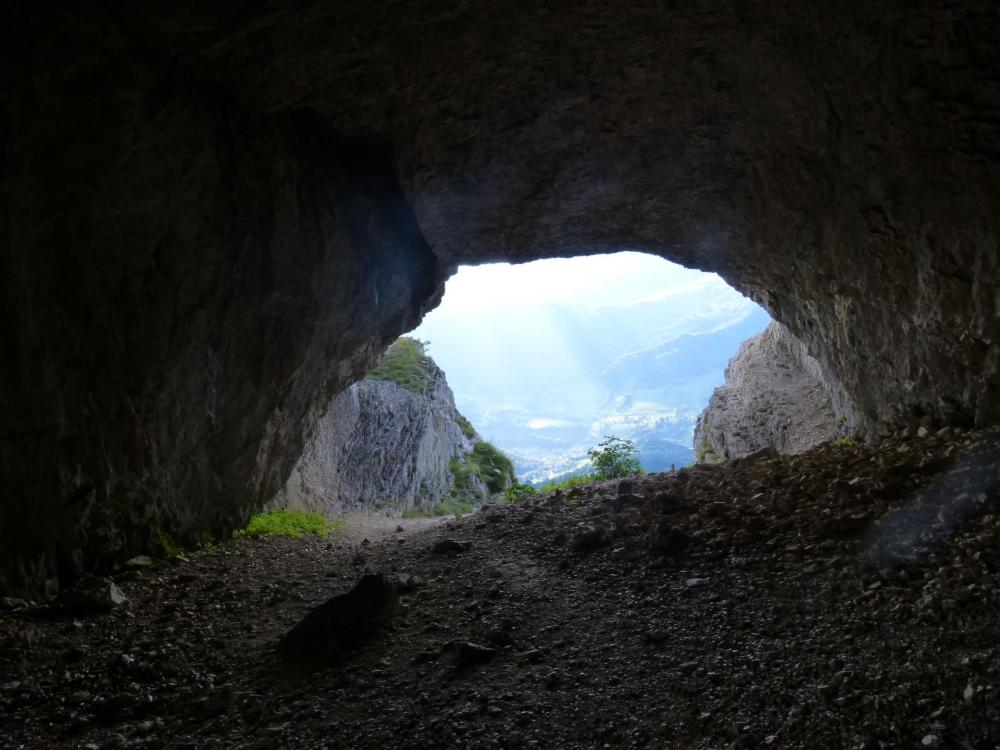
[2, 2, 1000, 593]
[0, 16, 444, 594]
[279, 573, 402, 664]
[3, 428, 1000, 748]
[694, 322, 846, 462]
[275, 356, 480, 515]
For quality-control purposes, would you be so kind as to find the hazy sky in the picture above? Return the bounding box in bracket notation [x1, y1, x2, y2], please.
[416, 251, 719, 315]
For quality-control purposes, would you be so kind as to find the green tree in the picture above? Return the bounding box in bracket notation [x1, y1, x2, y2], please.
[587, 435, 643, 479]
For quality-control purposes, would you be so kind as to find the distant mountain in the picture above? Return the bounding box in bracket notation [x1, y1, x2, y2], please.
[413, 270, 770, 484]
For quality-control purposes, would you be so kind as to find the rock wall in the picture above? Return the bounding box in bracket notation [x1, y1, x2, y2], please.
[0, 27, 445, 594]
[694, 323, 845, 462]
[2, 2, 999, 594]
[274, 359, 491, 515]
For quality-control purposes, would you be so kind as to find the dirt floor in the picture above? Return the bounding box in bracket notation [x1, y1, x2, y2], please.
[3, 427, 1000, 749]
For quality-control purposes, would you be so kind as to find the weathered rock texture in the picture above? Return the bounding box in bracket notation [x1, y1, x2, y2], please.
[694, 323, 845, 462]
[1, 2, 999, 594]
[274, 357, 488, 515]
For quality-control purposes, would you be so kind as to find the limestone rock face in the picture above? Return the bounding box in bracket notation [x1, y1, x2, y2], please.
[275, 359, 484, 515]
[694, 323, 845, 462]
[2, 2, 999, 594]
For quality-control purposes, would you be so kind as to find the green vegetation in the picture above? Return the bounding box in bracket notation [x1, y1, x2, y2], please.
[833, 437, 859, 447]
[455, 413, 477, 440]
[504, 481, 538, 503]
[158, 532, 183, 557]
[451, 440, 515, 495]
[587, 435, 643, 480]
[233, 509, 340, 539]
[197, 531, 215, 550]
[535, 472, 597, 493]
[402, 498, 476, 519]
[697, 441, 717, 463]
[366, 337, 433, 394]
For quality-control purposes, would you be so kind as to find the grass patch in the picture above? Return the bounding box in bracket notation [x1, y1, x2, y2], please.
[367, 337, 433, 394]
[834, 437, 860, 447]
[234, 509, 340, 539]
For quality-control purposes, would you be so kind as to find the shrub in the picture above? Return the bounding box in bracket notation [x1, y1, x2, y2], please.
[587, 435, 643, 480]
[367, 337, 433, 394]
[234, 509, 340, 538]
[696, 442, 717, 463]
[504, 481, 538, 503]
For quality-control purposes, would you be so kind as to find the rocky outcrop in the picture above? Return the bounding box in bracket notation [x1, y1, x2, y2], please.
[694, 323, 845, 462]
[274, 343, 498, 515]
[1, 2, 999, 594]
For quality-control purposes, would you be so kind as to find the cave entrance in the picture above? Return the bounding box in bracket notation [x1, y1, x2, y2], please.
[410, 252, 770, 484]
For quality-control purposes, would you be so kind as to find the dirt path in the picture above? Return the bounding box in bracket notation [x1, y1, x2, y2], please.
[333, 510, 460, 546]
[3, 428, 1000, 749]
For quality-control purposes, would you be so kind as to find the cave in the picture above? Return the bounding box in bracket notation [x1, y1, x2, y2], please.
[2, 2, 999, 600]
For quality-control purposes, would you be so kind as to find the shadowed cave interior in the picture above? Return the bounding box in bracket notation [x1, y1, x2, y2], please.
[1, 2, 1000, 748]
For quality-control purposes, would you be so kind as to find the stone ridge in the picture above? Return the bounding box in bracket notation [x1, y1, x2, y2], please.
[694, 322, 846, 462]
[274, 353, 495, 515]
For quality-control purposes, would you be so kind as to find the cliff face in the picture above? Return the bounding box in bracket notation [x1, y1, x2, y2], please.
[694, 323, 845, 462]
[275, 343, 504, 515]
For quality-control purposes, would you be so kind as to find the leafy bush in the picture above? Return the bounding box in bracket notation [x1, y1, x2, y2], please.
[234, 509, 340, 539]
[504, 481, 538, 503]
[451, 440, 515, 495]
[367, 337, 433, 394]
[587, 435, 643, 480]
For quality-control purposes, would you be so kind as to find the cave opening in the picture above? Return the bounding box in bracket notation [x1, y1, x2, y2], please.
[3, 2, 1000, 743]
[408, 252, 770, 485]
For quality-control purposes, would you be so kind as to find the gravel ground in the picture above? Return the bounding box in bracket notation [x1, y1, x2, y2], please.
[3, 427, 1000, 749]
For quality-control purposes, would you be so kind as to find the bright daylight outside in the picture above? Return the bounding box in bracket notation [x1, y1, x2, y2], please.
[411, 251, 771, 486]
